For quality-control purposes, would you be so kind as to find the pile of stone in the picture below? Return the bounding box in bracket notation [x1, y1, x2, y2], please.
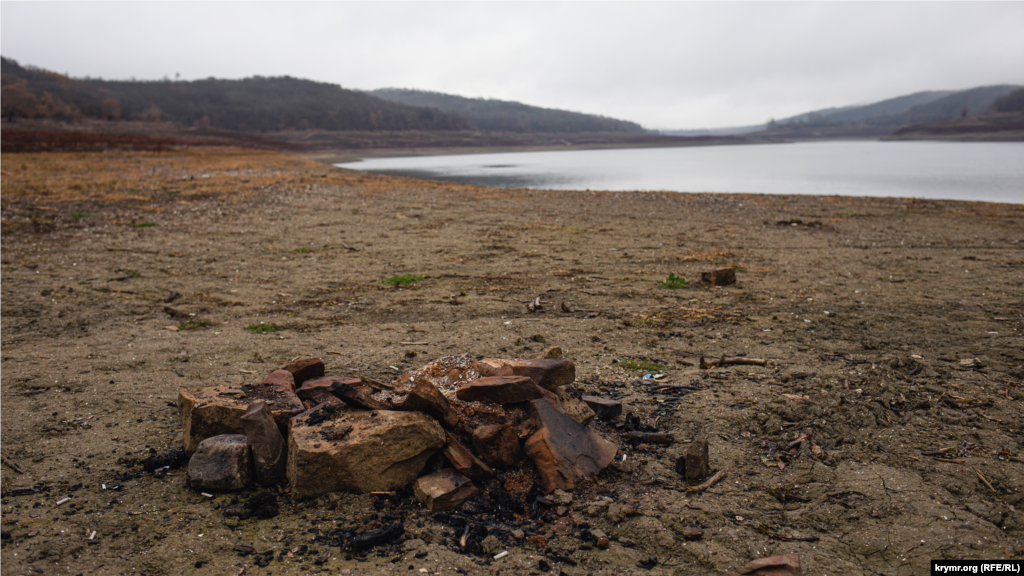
[178, 354, 620, 513]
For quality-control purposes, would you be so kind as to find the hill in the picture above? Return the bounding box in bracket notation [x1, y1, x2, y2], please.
[756, 85, 1021, 138]
[369, 88, 645, 133]
[885, 88, 1024, 141]
[1, 57, 469, 131]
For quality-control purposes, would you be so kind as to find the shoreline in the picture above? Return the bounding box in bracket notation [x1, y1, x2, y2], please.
[297, 137, 781, 165]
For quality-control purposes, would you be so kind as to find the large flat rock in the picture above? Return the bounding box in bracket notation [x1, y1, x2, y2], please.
[523, 397, 617, 492]
[455, 376, 544, 405]
[178, 378, 304, 454]
[475, 358, 575, 390]
[287, 410, 446, 499]
[295, 376, 363, 403]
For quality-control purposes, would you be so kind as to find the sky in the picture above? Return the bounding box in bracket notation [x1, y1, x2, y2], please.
[2, 2, 1023, 130]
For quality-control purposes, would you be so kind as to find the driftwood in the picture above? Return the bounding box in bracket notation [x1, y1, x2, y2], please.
[699, 356, 767, 369]
[1, 452, 24, 474]
[626, 431, 675, 445]
[685, 467, 728, 493]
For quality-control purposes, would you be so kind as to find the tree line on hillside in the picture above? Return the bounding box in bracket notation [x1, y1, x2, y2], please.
[993, 88, 1024, 113]
[369, 88, 645, 133]
[1, 57, 469, 131]
[1, 57, 645, 134]
[766, 85, 1022, 132]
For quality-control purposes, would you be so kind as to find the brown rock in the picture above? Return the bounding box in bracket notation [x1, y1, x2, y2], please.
[288, 397, 347, 436]
[260, 369, 297, 392]
[523, 398, 617, 493]
[552, 385, 595, 425]
[682, 527, 703, 541]
[456, 376, 543, 405]
[700, 267, 736, 286]
[332, 382, 393, 411]
[390, 356, 480, 401]
[442, 433, 494, 482]
[678, 438, 709, 481]
[413, 469, 479, 513]
[532, 346, 563, 359]
[471, 424, 524, 469]
[526, 535, 548, 548]
[595, 537, 610, 549]
[179, 381, 304, 454]
[582, 396, 622, 420]
[186, 434, 252, 491]
[287, 410, 445, 499]
[296, 376, 363, 403]
[396, 379, 460, 428]
[240, 401, 287, 486]
[474, 358, 575, 390]
[739, 553, 801, 576]
[284, 358, 325, 386]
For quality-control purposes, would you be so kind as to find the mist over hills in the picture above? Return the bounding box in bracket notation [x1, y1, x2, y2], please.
[368, 88, 645, 134]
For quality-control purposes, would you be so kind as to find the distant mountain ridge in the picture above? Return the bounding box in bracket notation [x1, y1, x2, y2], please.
[368, 88, 645, 134]
[663, 85, 1022, 138]
[2, 57, 647, 135]
[1, 57, 468, 131]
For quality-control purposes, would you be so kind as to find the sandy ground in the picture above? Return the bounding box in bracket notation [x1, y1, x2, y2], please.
[2, 146, 1024, 576]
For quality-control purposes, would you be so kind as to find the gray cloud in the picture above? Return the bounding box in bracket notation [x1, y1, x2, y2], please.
[3, 2, 1022, 129]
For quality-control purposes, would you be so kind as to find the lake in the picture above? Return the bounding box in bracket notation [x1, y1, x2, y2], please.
[336, 140, 1024, 204]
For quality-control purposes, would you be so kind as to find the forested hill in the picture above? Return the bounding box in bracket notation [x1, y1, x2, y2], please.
[1, 57, 469, 131]
[758, 84, 1022, 137]
[369, 88, 645, 133]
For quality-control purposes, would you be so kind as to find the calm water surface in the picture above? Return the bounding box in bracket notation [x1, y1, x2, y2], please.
[337, 141, 1024, 204]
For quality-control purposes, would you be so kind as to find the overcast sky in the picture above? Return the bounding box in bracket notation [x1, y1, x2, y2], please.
[2, 2, 1023, 130]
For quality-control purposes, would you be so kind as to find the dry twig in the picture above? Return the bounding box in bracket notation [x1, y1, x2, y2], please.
[2, 453, 24, 474]
[700, 356, 767, 369]
[686, 467, 728, 493]
[975, 468, 996, 491]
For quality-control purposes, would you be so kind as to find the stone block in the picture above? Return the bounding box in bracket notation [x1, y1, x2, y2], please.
[455, 376, 544, 405]
[179, 381, 304, 454]
[582, 395, 622, 420]
[523, 398, 617, 493]
[396, 379, 460, 428]
[413, 469, 479, 513]
[442, 432, 494, 482]
[475, 358, 575, 390]
[287, 410, 445, 499]
[552, 385, 595, 425]
[261, 369, 297, 392]
[675, 438, 709, 481]
[240, 401, 287, 486]
[284, 358, 325, 386]
[186, 434, 252, 491]
[296, 376, 363, 403]
[471, 424, 524, 469]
